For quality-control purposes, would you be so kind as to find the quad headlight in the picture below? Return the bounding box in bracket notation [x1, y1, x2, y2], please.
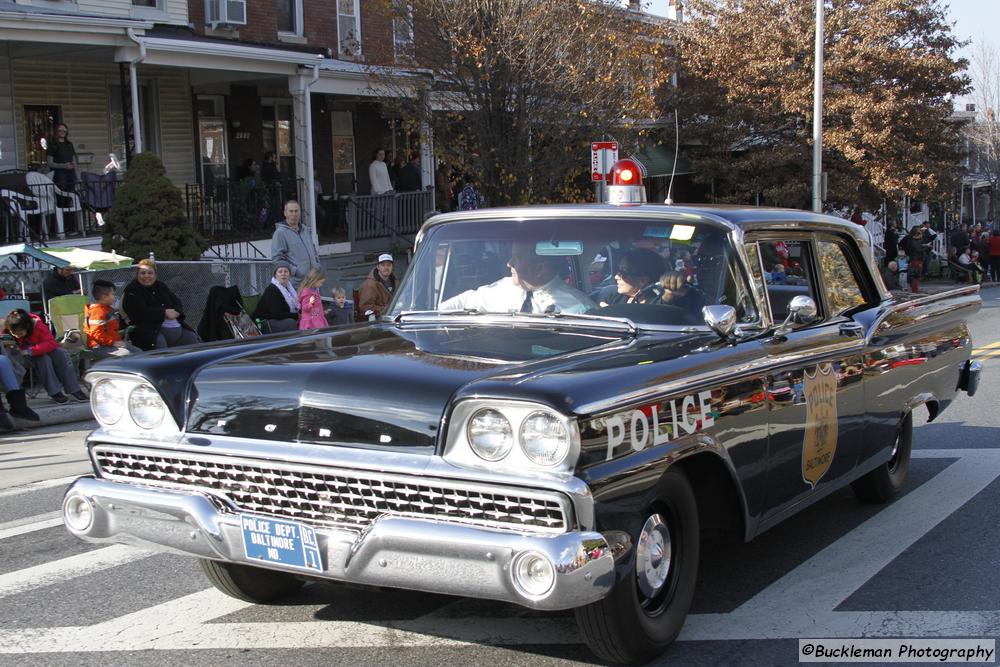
[519, 411, 570, 466]
[467, 409, 514, 461]
[446, 400, 579, 472]
[128, 384, 166, 430]
[88, 373, 179, 436]
[91, 379, 124, 425]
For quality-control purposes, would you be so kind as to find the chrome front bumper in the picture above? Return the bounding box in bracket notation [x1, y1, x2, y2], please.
[63, 477, 615, 610]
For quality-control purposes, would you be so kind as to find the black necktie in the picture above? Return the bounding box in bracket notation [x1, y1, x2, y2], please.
[520, 290, 534, 313]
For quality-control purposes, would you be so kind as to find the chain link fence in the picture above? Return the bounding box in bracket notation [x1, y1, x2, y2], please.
[0, 260, 273, 331]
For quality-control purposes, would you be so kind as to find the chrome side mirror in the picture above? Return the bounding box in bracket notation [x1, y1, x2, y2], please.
[775, 295, 818, 336]
[703, 305, 737, 340]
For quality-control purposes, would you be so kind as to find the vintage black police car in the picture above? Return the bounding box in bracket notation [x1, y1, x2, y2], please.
[63, 204, 981, 664]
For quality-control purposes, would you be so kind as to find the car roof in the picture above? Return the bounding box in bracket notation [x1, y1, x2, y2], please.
[419, 203, 872, 249]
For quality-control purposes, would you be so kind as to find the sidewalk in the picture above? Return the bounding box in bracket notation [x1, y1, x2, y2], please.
[8, 391, 93, 432]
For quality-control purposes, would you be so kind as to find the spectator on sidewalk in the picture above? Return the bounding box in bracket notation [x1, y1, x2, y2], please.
[458, 174, 483, 210]
[297, 268, 329, 330]
[85, 280, 139, 359]
[358, 253, 398, 319]
[327, 286, 354, 326]
[899, 226, 925, 293]
[122, 259, 201, 351]
[0, 351, 38, 430]
[880, 261, 901, 291]
[989, 229, 1000, 281]
[42, 265, 81, 298]
[883, 223, 899, 268]
[271, 200, 320, 288]
[950, 225, 970, 257]
[254, 264, 299, 333]
[4, 308, 86, 404]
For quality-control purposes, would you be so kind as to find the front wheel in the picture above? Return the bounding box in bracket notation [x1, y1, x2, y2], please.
[199, 559, 305, 603]
[852, 412, 913, 504]
[574, 469, 700, 664]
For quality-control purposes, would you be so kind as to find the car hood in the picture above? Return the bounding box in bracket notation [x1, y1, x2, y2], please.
[184, 323, 644, 451]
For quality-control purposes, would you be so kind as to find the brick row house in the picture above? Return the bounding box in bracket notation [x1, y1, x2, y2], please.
[0, 0, 434, 258]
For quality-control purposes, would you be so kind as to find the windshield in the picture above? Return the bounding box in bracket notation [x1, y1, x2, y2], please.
[389, 216, 759, 327]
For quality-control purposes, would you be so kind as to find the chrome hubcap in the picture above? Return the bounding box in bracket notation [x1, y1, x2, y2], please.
[636, 514, 672, 598]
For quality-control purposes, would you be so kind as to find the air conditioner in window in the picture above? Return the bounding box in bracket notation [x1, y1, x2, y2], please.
[205, 0, 247, 29]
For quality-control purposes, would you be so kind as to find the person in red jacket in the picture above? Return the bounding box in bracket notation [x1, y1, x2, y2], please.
[4, 309, 86, 403]
[85, 280, 139, 359]
[989, 229, 1000, 282]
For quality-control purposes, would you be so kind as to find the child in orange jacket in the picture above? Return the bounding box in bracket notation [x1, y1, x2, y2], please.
[86, 280, 139, 359]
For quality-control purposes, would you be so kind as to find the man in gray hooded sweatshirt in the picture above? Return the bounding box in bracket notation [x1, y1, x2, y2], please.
[271, 200, 320, 287]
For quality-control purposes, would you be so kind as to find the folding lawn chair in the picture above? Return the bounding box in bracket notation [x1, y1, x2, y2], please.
[48, 294, 95, 374]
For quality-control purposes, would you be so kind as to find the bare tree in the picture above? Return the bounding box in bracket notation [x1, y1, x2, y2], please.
[367, 0, 672, 207]
[966, 40, 1000, 219]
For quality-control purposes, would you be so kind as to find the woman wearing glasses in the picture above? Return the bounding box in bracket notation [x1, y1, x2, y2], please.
[605, 248, 665, 306]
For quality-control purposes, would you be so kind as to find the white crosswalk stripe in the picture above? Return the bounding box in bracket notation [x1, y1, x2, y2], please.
[0, 448, 996, 655]
[0, 512, 63, 540]
[0, 544, 151, 599]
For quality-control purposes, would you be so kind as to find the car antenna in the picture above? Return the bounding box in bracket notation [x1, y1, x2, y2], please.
[664, 110, 680, 205]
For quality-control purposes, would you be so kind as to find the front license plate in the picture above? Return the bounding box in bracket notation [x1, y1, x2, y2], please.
[240, 514, 323, 573]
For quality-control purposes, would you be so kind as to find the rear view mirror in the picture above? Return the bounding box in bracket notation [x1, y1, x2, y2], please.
[775, 295, 818, 336]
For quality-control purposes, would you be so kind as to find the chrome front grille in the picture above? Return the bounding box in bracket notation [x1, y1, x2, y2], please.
[92, 446, 569, 534]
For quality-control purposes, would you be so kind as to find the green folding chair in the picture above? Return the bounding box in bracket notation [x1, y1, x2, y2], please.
[48, 294, 93, 375]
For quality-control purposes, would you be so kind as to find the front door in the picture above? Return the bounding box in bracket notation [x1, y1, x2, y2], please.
[745, 235, 869, 521]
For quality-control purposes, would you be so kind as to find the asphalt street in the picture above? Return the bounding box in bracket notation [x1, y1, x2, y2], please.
[0, 290, 997, 666]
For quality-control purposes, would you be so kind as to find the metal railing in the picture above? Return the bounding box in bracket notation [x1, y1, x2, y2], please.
[345, 189, 436, 245]
[0, 170, 120, 244]
[186, 177, 304, 246]
[0, 260, 274, 332]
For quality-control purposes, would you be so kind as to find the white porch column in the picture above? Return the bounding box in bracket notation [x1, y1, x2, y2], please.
[289, 70, 319, 251]
[419, 91, 434, 188]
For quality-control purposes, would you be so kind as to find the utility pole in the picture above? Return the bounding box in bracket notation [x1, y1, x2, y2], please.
[812, 0, 824, 213]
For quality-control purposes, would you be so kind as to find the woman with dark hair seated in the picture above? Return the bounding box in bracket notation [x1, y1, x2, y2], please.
[253, 262, 300, 333]
[603, 248, 665, 306]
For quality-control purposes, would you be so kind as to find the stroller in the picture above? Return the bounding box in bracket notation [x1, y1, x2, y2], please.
[198, 285, 261, 341]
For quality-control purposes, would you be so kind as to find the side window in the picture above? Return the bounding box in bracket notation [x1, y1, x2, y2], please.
[816, 239, 868, 316]
[749, 240, 819, 323]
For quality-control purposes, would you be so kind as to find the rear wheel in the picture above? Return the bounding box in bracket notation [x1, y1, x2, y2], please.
[852, 412, 913, 504]
[574, 470, 700, 664]
[199, 559, 305, 603]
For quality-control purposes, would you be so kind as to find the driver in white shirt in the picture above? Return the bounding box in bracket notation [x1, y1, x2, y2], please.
[440, 245, 595, 314]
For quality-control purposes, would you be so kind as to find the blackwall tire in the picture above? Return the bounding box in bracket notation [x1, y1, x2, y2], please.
[199, 559, 305, 603]
[574, 469, 700, 665]
[852, 412, 913, 504]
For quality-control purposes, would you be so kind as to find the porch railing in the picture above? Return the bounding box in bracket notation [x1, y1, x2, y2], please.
[345, 189, 436, 245]
[0, 170, 121, 244]
[185, 177, 304, 247]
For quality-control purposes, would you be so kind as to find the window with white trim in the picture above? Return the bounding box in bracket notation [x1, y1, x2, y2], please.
[277, 0, 304, 36]
[393, 0, 415, 61]
[337, 0, 362, 57]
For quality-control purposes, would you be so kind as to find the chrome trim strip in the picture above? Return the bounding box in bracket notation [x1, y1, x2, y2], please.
[576, 339, 866, 416]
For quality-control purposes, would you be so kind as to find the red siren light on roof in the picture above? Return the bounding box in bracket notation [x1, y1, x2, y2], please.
[605, 158, 647, 205]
